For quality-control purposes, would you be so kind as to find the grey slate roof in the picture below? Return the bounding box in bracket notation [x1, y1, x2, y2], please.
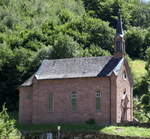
[21, 56, 124, 87]
[21, 74, 34, 87]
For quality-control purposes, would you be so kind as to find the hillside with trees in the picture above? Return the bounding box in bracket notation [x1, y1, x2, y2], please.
[0, 0, 150, 122]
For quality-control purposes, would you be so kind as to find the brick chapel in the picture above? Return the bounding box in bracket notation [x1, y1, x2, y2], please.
[18, 15, 133, 125]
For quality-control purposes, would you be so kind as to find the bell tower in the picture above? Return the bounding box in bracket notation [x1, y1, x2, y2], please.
[114, 13, 125, 57]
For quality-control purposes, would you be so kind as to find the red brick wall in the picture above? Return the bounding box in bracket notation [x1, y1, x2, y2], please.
[19, 77, 112, 124]
[19, 87, 32, 123]
[110, 73, 117, 124]
[34, 77, 111, 124]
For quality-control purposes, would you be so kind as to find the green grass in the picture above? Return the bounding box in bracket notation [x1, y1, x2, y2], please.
[101, 126, 150, 137]
[9, 112, 103, 132]
[8, 112, 150, 137]
[16, 123, 103, 132]
[15, 124, 150, 137]
[130, 59, 147, 81]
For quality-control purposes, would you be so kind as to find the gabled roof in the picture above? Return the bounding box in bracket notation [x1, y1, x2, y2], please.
[21, 56, 124, 87]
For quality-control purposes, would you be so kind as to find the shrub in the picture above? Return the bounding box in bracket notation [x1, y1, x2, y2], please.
[85, 118, 96, 125]
[0, 105, 21, 139]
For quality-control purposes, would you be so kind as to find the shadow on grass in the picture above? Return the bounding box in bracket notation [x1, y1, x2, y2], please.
[16, 123, 106, 133]
[8, 111, 106, 133]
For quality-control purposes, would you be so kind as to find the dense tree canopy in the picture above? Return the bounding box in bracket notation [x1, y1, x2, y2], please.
[0, 0, 150, 115]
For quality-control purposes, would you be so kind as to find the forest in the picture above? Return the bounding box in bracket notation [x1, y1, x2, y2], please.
[0, 0, 150, 123]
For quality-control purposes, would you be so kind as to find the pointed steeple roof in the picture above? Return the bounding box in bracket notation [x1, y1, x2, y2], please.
[116, 12, 124, 36]
[114, 10, 125, 57]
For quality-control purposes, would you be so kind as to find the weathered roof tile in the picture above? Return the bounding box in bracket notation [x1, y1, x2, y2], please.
[21, 56, 123, 87]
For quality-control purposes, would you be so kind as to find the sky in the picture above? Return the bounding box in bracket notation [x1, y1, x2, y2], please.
[142, 0, 150, 2]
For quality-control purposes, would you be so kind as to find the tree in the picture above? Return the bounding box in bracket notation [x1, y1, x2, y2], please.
[130, 2, 150, 28]
[67, 15, 115, 52]
[85, 44, 111, 57]
[0, 47, 35, 110]
[28, 46, 53, 75]
[125, 27, 147, 58]
[82, 0, 131, 28]
[135, 48, 150, 122]
[52, 33, 82, 59]
[145, 48, 150, 93]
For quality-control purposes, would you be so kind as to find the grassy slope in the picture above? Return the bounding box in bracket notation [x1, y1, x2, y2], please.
[130, 59, 147, 81]
[101, 126, 150, 137]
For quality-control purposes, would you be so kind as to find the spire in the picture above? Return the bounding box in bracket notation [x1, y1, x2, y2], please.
[116, 12, 124, 36]
[114, 11, 125, 57]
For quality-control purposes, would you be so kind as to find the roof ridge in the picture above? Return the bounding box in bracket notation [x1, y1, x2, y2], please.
[43, 56, 112, 62]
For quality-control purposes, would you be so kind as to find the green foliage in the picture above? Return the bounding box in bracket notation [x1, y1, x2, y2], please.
[145, 28, 150, 45]
[82, 0, 131, 28]
[67, 15, 115, 52]
[130, 2, 150, 28]
[85, 119, 96, 125]
[0, 0, 150, 112]
[0, 45, 13, 70]
[0, 105, 21, 139]
[133, 50, 150, 122]
[52, 33, 82, 59]
[129, 59, 147, 96]
[58, 9, 75, 24]
[134, 77, 148, 97]
[134, 95, 150, 122]
[101, 125, 150, 137]
[146, 48, 150, 80]
[0, 0, 87, 110]
[133, 45, 150, 122]
[84, 44, 111, 57]
[29, 46, 53, 72]
[141, 94, 150, 105]
[131, 49, 150, 121]
[125, 27, 147, 58]
[133, 97, 149, 122]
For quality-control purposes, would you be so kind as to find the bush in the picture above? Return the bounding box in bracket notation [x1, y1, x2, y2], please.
[0, 105, 21, 139]
[85, 118, 96, 125]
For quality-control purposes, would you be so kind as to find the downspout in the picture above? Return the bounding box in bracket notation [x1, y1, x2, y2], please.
[109, 77, 112, 125]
